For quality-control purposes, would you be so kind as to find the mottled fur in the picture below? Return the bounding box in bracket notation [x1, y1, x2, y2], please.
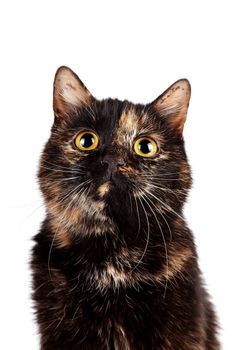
[31, 67, 220, 349]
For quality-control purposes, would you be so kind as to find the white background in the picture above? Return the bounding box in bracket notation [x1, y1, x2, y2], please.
[0, 1, 232, 349]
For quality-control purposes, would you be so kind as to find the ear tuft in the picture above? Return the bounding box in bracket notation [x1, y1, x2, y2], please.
[153, 79, 191, 136]
[53, 66, 92, 119]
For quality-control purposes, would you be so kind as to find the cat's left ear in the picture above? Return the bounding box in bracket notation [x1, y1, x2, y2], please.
[53, 66, 92, 120]
[153, 79, 191, 136]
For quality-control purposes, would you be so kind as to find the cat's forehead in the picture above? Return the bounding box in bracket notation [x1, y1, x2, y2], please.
[94, 99, 160, 140]
[118, 108, 152, 135]
[115, 108, 157, 146]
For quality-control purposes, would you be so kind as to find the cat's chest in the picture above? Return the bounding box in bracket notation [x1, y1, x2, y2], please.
[50, 261, 162, 349]
[94, 261, 129, 290]
[71, 245, 156, 291]
[112, 323, 131, 350]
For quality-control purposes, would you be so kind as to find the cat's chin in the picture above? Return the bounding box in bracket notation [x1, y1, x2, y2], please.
[97, 177, 127, 199]
[97, 180, 118, 198]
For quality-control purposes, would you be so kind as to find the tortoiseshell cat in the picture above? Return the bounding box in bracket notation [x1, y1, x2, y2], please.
[32, 66, 220, 349]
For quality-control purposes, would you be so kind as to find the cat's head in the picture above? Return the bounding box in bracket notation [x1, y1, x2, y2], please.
[39, 66, 191, 240]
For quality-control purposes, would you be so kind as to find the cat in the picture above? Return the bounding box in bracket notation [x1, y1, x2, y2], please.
[31, 66, 220, 349]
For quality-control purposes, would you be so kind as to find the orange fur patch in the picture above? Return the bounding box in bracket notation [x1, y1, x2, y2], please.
[98, 182, 110, 197]
[156, 247, 193, 283]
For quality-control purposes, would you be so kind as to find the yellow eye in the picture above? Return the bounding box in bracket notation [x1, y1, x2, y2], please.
[74, 131, 99, 151]
[133, 137, 158, 157]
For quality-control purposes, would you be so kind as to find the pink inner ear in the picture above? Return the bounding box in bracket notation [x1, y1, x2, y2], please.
[153, 79, 191, 135]
[53, 66, 92, 118]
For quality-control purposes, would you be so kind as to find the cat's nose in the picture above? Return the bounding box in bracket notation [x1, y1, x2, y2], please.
[100, 155, 125, 176]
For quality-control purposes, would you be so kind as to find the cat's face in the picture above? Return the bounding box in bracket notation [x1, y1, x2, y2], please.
[39, 67, 191, 239]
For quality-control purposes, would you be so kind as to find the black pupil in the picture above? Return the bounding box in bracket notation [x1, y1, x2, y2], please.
[139, 139, 152, 154]
[80, 133, 95, 148]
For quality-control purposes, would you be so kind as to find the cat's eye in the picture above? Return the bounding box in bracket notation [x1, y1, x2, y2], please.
[74, 130, 99, 151]
[133, 137, 158, 157]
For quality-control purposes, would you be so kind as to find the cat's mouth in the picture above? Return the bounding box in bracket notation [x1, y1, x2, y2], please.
[97, 174, 124, 198]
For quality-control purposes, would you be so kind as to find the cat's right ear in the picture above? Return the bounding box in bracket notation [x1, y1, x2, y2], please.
[53, 66, 92, 120]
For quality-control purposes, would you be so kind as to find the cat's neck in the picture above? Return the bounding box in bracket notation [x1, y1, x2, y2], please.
[42, 214, 194, 293]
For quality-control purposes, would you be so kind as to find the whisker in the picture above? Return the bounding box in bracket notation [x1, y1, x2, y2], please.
[43, 160, 75, 170]
[143, 172, 181, 176]
[141, 193, 169, 298]
[130, 196, 150, 272]
[21, 202, 45, 225]
[43, 160, 87, 171]
[133, 192, 141, 238]
[157, 207, 173, 243]
[47, 180, 92, 279]
[128, 192, 133, 215]
[42, 174, 86, 183]
[57, 176, 86, 182]
[142, 185, 173, 242]
[142, 175, 181, 181]
[141, 182, 186, 199]
[58, 179, 92, 207]
[144, 190, 183, 219]
[39, 165, 77, 174]
[140, 181, 176, 193]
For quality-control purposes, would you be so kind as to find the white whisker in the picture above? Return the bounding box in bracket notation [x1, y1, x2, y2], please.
[133, 192, 141, 238]
[47, 180, 92, 279]
[144, 190, 183, 220]
[40, 165, 77, 174]
[130, 196, 150, 272]
[141, 193, 169, 298]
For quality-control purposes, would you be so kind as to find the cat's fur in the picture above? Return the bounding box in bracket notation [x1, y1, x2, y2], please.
[31, 66, 220, 349]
